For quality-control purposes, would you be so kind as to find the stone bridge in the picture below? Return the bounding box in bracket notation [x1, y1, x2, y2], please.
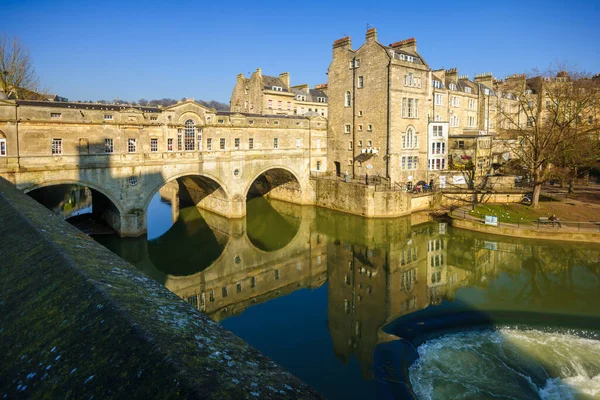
[0, 98, 328, 236]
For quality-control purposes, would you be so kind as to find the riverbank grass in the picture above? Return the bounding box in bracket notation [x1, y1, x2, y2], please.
[469, 203, 548, 223]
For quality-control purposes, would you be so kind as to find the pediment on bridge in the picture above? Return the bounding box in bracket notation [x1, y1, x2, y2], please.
[164, 99, 216, 125]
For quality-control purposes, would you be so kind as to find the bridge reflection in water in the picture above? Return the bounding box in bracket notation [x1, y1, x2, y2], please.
[95, 193, 600, 400]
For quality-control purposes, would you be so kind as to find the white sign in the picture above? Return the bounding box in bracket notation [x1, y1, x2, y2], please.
[485, 216, 498, 226]
[439, 176, 446, 189]
[453, 175, 466, 185]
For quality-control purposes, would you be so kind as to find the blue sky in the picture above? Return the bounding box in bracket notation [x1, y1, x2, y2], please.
[3, 0, 599, 103]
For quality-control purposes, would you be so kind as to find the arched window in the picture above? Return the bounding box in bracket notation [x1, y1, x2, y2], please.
[403, 127, 417, 149]
[184, 119, 196, 151]
[345, 91, 351, 107]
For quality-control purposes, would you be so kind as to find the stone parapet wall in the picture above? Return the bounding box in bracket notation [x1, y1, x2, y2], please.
[0, 177, 322, 399]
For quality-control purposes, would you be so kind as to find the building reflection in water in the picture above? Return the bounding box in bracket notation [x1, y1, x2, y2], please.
[97, 193, 600, 385]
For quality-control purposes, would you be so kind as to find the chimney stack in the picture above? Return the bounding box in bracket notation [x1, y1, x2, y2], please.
[366, 27, 377, 43]
[389, 38, 417, 53]
[279, 72, 290, 89]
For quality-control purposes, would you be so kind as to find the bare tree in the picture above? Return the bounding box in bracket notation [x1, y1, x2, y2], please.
[495, 70, 600, 208]
[0, 35, 39, 99]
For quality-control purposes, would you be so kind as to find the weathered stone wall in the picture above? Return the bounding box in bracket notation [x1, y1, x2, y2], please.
[0, 177, 322, 399]
[440, 192, 524, 208]
[314, 178, 410, 217]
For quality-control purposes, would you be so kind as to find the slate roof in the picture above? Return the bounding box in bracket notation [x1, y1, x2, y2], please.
[290, 88, 328, 103]
[15, 100, 161, 113]
[263, 75, 289, 92]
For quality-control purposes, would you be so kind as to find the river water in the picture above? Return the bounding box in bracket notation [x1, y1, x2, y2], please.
[93, 193, 600, 400]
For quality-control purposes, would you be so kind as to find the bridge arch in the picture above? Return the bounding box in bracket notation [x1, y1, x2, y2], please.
[142, 170, 234, 221]
[244, 165, 303, 202]
[24, 179, 126, 215]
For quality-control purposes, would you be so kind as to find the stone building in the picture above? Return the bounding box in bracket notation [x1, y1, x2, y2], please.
[230, 68, 328, 117]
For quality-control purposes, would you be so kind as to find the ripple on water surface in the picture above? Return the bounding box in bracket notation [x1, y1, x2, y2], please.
[409, 328, 600, 400]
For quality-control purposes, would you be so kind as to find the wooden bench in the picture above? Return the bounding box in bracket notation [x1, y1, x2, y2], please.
[538, 217, 551, 225]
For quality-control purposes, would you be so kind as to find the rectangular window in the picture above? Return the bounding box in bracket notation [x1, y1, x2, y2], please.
[104, 138, 114, 154]
[220, 138, 225, 150]
[50, 113, 61, 118]
[273, 138, 278, 149]
[358, 110, 363, 117]
[402, 98, 418, 118]
[357, 76, 364, 88]
[209, 290, 214, 302]
[452, 96, 460, 107]
[348, 141, 353, 150]
[0, 139, 6, 156]
[234, 138, 240, 149]
[408, 156, 413, 170]
[358, 124, 363, 131]
[316, 160, 321, 171]
[150, 116, 158, 121]
[358, 140, 363, 147]
[167, 138, 173, 152]
[222, 286, 228, 298]
[402, 156, 406, 170]
[104, 114, 113, 120]
[218, 119, 225, 124]
[249, 138, 254, 149]
[251, 276, 256, 288]
[274, 269, 279, 280]
[367, 140, 372, 147]
[177, 129, 182, 151]
[207, 138, 212, 151]
[277, 101, 282, 109]
[268, 99, 273, 109]
[458, 140, 465, 149]
[128, 138, 136, 153]
[151, 138, 158, 152]
[287, 102, 291, 110]
[296, 138, 301, 148]
[344, 124, 351, 134]
[434, 94, 443, 106]
[52, 138, 62, 155]
[367, 124, 373, 132]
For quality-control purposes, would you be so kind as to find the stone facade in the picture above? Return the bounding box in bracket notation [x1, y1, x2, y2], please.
[230, 68, 328, 117]
[0, 98, 327, 236]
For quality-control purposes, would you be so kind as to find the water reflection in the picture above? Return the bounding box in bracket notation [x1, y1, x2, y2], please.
[94, 193, 600, 400]
[28, 185, 92, 219]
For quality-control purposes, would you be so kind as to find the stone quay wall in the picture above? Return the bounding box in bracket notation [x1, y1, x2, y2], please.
[0, 177, 322, 399]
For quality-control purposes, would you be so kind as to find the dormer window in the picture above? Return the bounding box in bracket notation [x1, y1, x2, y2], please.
[104, 114, 113, 120]
[433, 80, 443, 89]
[449, 83, 457, 91]
[317, 97, 326, 103]
[272, 86, 283, 91]
[297, 95, 306, 101]
[464, 87, 472, 94]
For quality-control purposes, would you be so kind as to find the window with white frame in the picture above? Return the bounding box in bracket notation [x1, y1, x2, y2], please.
[207, 138, 212, 151]
[287, 102, 292, 110]
[434, 93, 444, 106]
[151, 138, 158, 152]
[272, 86, 282, 91]
[184, 119, 196, 151]
[104, 114, 113, 120]
[277, 101, 282, 109]
[316, 160, 321, 170]
[51, 113, 61, 118]
[345, 91, 351, 107]
[220, 138, 225, 150]
[402, 128, 418, 149]
[52, 138, 62, 155]
[357, 76, 364, 88]
[432, 125, 443, 137]
[451, 96, 460, 107]
[355, 59, 360, 68]
[317, 97, 326, 103]
[449, 83, 457, 91]
[167, 138, 173, 151]
[404, 73, 413, 87]
[367, 140, 372, 147]
[177, 129, 183, 151]
[433, 80, 443, 89]
[430, 142, 446, 155]
[234, 138, 240, 149]
[273, 138, 278, 149]
[128, 138, 136, 153]
[0, 138, 6, 156]
[104, 138, 114, 154]
[249, 138, 254, 149]
[402, 98, 419, 118]
[367, 124, 373, 132]
[296, 138, 301, 148]
[344, 124, 351, 134]
[297, 95, 306, 101]
[268, 99, 273, 108]
[465, 87, 472, 94]
[468, 99, 477, 109]
[451, 115, 459, 127]
[468, 116, 476, 127]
